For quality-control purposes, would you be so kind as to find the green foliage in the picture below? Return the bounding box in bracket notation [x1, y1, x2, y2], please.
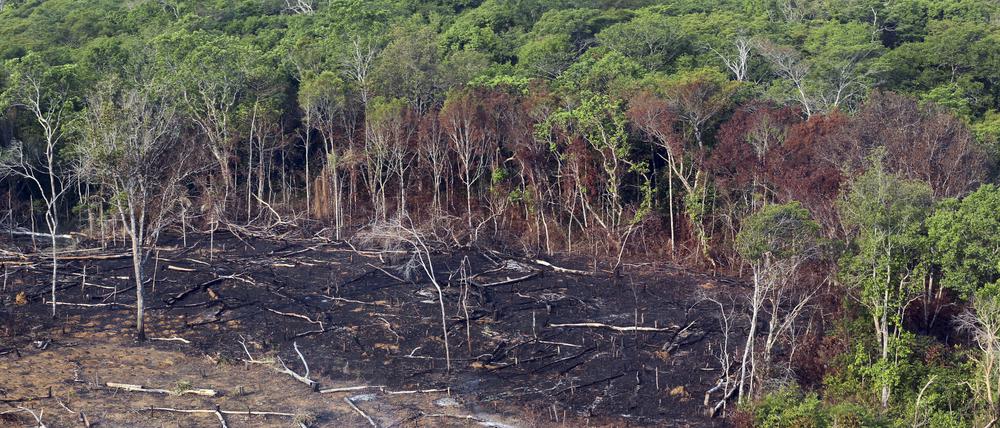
[928, 184, 1000, 298]
[753, 386, 828, 428]
[837, 159, 934, 407]
[736, 201, 820, 262]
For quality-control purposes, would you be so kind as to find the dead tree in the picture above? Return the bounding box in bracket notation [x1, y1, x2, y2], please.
[284, 0, 313, 14]
[356, 217, 452, 371]
[712, 35, 754, 82]
[78, 75, 202, 340]
[0, 54, 77, 317]
[734, 202, 822, 402]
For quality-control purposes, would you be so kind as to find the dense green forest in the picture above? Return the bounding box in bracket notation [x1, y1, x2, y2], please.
[1, 0, 999, 425]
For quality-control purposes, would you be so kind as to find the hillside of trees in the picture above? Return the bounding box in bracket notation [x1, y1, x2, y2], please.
[1, 0, 999, 425]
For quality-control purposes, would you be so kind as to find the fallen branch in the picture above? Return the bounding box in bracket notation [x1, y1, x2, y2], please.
[214, 406, 228, 428]
[166, 277, 225, 305]
[386, 388, 449, 395]
[6, 229, 74, 241]
[319, 385, 383, 394]
[106, 382, 217, 397]
[471, 271, 539, 288]
[343, 397, 378, 427]
[547, 322, 676, 333]
[239, 336, 318, 390]
[0, 406, 47, 427]
[43, 300, 134, 309]
[149, 336, 191, 344]
[366, 263, 407, 283]
[318, 385, 447, 395]
[146, 407, 298, 417]
[422, 412, 511, 427]
[265, 308, 326, 338]
[324, 296, 387, 306]
[57, 253, 128, 261]
[531, 259, 592, 276]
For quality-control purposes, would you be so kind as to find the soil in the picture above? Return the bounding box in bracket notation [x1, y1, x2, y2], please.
[0, 231, 741, 427]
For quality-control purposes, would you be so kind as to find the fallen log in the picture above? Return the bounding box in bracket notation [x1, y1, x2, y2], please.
[5, 229, 74, 240]
[146, 407, 299, 418]
[107, 382, 217, 397]
[547, 322, 677, 332]
[149, 336, 191, 344]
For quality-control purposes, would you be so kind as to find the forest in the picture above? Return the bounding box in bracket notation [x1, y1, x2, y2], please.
[0, 0, 999, 426]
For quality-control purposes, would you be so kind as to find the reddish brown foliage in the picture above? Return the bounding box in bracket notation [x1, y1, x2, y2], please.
[848, 91, 988, 198]
[769, 112, 850, 233]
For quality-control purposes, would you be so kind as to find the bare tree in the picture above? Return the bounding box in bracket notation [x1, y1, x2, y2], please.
[441, 89, 492, 229]
[356, 217, 452, 371]
[712, 35, 754, 82]
[418, 109, 449, 213]
[757, 36, 879, 117]
[734, 202, 822, 402]
[363, 98, 412, 220]
[284, 0, 313, 14]
[0, 54, 77, 317]
[78, 76, 201, 340]
[755, 40, 814, 117]
[958, 295, 1000, 423]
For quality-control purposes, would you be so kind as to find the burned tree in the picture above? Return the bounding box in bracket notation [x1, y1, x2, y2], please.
[77, 75, 201, 339]
[734, 201, 823, 402]
[441, 89, 492, 230]
[0, 54, 78, 316]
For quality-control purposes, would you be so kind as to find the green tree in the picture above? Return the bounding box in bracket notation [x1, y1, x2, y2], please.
[735, 201, 822, 401]
[157, 31, 258, 202]
[758, 21, 883, 116]
[372, 23, 442, 114]
[928, 184, 1000, 298]
[838, 161, 934, 409]
[597, 9, 687, 71]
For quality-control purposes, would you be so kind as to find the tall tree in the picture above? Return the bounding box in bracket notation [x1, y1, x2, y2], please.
[0, 53, 78, 317]
[838, 159, 934, 409]
[441, 88, 492, 229]
[735, 201, 823, 402]
[77, 73, 200, 339]
[161, 32, 256, 207]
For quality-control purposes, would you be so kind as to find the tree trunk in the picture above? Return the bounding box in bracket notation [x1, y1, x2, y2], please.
[131, 230, 145, 341]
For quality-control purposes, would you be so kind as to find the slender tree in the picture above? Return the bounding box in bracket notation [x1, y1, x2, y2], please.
[78, 74, 200, 339]
[0, 54, 77, 316]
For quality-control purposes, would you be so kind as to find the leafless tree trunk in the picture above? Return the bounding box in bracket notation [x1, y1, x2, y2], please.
[0, 59, 74, 317]
[284, 0, 313, 14]
[713, 35, 754, 82]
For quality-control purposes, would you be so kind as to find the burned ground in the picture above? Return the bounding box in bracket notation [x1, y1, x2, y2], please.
[0, 232, 739, 427]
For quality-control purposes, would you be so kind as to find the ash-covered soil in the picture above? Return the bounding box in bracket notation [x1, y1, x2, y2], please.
[0, 231, 740, 427]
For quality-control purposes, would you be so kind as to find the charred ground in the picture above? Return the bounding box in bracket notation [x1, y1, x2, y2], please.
[0, 231, 738, 427]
